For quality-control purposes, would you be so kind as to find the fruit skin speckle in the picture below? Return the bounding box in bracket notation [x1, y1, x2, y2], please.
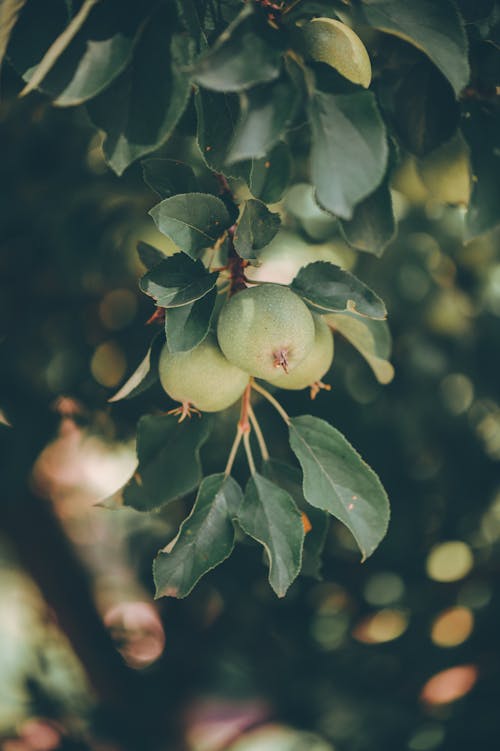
[217, 284, 315, 380]
[158, 334, 249, 412]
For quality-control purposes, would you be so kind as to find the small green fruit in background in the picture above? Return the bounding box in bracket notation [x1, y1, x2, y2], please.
[417, 131, 471, 206]
[284, 183, 337, 241]
[246, 229, 354, 286]
[158, 334, 249, 412]
[217, 284, 315, 380]
[265, 314, 334, 391]
[299, 17, 372, 89]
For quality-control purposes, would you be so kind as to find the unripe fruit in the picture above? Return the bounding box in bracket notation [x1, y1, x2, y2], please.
[266, 314, 334, 390]
[217, 284, 315, 380]
[245, 229, 352, 285]
[299, 18, 372, 89]
[158, 334, 249, 412]
[417, 131, 471, 206]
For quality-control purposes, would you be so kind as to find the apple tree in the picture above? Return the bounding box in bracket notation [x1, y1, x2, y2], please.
[1, 0, 498, 601]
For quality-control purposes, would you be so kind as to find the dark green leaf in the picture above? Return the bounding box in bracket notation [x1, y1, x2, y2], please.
[248, 142, 292, 203]
[393, 61, 459, 157]
[233, 200, 281, 261]
[262, 458, 304, 506]
[174, 0, 208, 51]
[165, 286, 216, 353]
[456, 0, 494, 21]
[139, 252, 219, 308]
[463, 102, 500, 240]
[361, 0, 470, 95]
[326, 313, 394, 384]
[7, 1, 68, 82]
[149, 193, 231, 259]
[262, 458, 329, 579]
[87, 8, 194, 175]
[142, 159, 198, 200]
[153, 474, 242, 598]
[309, 90, 388, 219]
[301, 508, 329, 579]
[238, 474, 304, 597]
[8, 0, 153, 105]
[339, 177, 395, 256]
[339, 141, 398, 255]
[192, 5, 282, 92]
[226, 74, 299, 163]
[121, 414, 212, 512]
[195, 88, 241, 174]
[472, 40, 500, 90]
[291, 262, 387, 319]
[108, 332, 163, 403]
[137, 241, 165, 271]
[289, 415, 390, 560]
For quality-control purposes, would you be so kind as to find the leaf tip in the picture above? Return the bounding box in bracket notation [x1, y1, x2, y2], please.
[155, 585, 180, 599]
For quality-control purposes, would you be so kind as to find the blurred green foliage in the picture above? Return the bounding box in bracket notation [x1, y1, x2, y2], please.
[1, 60, 500, 749]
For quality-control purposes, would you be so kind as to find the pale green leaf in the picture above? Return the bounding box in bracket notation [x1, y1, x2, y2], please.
[309, 90, 388, 220]
[289, 415, 390, 560]
[326, 313, 394, 384]
[291, 262, 387, 319]
[149, 194, 231, 259]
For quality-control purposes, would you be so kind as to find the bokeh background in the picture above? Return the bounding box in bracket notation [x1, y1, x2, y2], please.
[1, 63, 500, 751]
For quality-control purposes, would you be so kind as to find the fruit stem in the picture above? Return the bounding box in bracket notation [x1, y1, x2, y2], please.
[146, 308, 165, 326]
[239, 382, 252, 432]
[310, 380, 331, 400]
[243, 431, 256, 475]
[224, 426, 244, 477]
[248, 404, 270, 461]
[225, 382, 253, 476]
[251, 382, 291, 426]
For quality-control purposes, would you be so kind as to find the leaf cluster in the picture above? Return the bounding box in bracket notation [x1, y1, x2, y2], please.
[5, 0, 496, 598]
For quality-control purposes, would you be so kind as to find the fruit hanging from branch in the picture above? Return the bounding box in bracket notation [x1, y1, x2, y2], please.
[158, 334, 249, 417]
[11, 0, 487, 599]
[217, 283, 316, 379]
